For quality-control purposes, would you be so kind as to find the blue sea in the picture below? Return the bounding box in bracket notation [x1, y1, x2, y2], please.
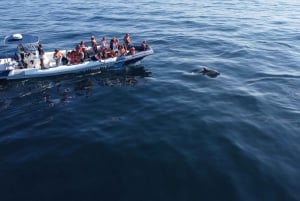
[1, 0, 300, 200]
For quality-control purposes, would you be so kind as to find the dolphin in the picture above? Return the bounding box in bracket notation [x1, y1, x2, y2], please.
[200, 67, 220, 78]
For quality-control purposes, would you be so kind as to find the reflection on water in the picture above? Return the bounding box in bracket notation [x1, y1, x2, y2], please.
[95, 65, 152, 87]
[0, 65, 152, 109]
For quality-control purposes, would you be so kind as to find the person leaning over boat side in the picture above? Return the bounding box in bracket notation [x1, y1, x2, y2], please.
[38, 43, 45, 69]
[53, 49, 62, 66]
[96, 51, 102, 61]
[123, 33, 131, 50]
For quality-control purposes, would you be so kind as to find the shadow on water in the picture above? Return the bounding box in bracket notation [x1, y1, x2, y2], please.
[0, 65, 152, 111]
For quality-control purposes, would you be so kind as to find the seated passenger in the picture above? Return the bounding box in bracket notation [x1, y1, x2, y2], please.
[129, 47, 136, 55]
[141, 40, 148, 50]
[118, 45, 126, 56]
[91, 51, 102, 61]
[102, 47, 109, 59]
[61, 56, 69, 65]
[70, 50, 79, 64]
[109, 50, 116, 58]
[75, 45, 84, 62]
[96, 51, 102, 61]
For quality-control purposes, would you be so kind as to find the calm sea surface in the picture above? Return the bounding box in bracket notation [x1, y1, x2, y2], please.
[1, 0, 300, 200]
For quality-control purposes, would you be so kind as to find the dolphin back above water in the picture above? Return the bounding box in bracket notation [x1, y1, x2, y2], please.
[200, 67, 220, 78]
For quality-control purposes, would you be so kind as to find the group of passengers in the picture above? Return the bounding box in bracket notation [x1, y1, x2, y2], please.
[58, 33, 136, 65]
[44, 33, 149, 68]
[88, 33, 137, 62]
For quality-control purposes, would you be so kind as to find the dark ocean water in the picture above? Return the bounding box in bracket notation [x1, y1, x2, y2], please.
[1, 0, 300, 200]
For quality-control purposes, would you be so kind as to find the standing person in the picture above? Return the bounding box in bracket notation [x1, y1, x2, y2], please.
[110, 38, 119, 52]
[53, 49, 62, 66]
[79, 40, 88, 59]
[101, 36, 107, 51]
[91, 36, 98, 53]
[110, 38, 115, 51]
[38, 43, 45, 69]
[79, 40, 86, 51]
[123, 33, 131, 50]
[114, 38, 120, 51]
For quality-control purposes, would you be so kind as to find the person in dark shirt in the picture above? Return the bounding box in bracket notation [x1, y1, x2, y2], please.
[38, 43, 45, 69]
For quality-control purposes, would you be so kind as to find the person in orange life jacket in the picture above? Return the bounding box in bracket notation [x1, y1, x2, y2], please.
[53, 49, 62, 66]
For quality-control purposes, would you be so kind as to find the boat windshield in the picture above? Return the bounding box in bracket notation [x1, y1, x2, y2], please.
[19, 43, 39, 52]
[1, 34, 39, 57]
